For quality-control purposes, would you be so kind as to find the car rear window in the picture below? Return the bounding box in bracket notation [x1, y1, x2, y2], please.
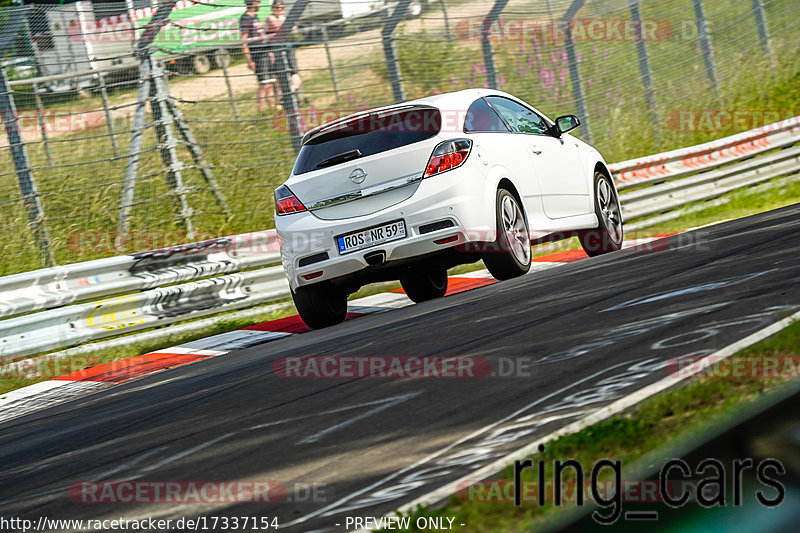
[293, 107, 442, 175]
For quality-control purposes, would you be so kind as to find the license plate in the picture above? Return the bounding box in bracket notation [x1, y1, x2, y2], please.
[336, 220, 406, 255]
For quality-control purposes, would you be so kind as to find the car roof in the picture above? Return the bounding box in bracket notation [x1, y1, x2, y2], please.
[300, 89, 524, 145]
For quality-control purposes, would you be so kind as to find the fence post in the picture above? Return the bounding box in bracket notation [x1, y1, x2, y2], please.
[564, 0, 591, 143]
[150, 58, 194, 238]
[31, 82, 54, 167]
[276, 0, 311, 154]
[0, 68, 55, 267]
[117, 54, 152, 236]
[383, 0, 413, 103]
[97, 72, 119, 157]
[117, 0, 178, 236]
[751, 0, 774, 68]
[439, 0, 453, 40]
[166, 91, 232, 217]
[629, 0, 659, 142]
[320, 26, 341, 102]
[692, 0, 719, 96]
[217, 48, 239, 118]
[480, 0, 509, 90]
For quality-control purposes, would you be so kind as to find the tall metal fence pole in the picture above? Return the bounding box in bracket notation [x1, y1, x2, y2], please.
[320, 26, 341, 103]
[97, 72, 120, 157]
[629, 0, 659, 142]
[480, 0, 509, 90]
[117, 54, 152, 236]
[0, 68, 55, 267]
[166, 92, 232, 217]
[150, 58, 194, 237]
[117, 0, 175, 236]
[31, 82, 54, 167]
[276, 0, 311, 154]
[439, 0, 453, 40]
[564, 0, 591, 143]
[752, 0, 774, 67]
[383, 0, 413, 103]
[217, 48, 239, 118]
[692, 0, 719, 96]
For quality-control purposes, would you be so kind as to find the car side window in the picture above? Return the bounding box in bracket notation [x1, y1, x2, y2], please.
[464, 98, 510, 133]
[485, 96, 549, 135]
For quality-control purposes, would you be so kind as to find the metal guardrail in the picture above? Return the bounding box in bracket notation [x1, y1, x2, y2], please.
[610, 115, 800, 189]
[1, 117, 799, 361]
[613, 115, 800, 221]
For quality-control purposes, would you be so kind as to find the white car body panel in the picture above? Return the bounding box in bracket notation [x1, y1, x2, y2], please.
[275, 89, 617, 292]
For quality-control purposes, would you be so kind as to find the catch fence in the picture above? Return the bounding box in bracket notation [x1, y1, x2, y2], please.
[0, 0, 798, 274]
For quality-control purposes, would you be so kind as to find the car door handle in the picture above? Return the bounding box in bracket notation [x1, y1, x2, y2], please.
[530, 145, 542, 155]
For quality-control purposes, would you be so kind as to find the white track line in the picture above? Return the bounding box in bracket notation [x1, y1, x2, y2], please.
[364, 309, 800, 528]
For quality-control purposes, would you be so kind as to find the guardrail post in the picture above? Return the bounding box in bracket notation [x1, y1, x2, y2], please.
[0, 68, 55, 267]
[31, 82, 54, 167]
[629, 0, 659, 143]
[751, 0, 774, 69]
[320, 26, 341, 103]
[564, 0, 591, 143]
[480, 0, 509, 90]
[97, 71, 120, 157]
[692, 0, 719, 97]
[383, 0, 413, 103]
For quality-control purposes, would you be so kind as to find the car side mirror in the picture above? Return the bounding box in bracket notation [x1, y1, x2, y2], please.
[554, 115, 580, 136]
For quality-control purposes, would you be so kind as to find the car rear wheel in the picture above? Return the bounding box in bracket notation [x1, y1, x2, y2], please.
[292, 282, 347, 329]
[578, 172, 624, 256]
[482, 188, 532, 280]
[400, 267, 448, 303]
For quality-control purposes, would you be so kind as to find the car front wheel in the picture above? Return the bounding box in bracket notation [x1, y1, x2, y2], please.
[292, 282, 347, 329]
[578, 171, 624, 256]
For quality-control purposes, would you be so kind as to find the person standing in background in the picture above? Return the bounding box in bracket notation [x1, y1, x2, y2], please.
[240, 0, 277, 111]
[265, 1, 302, 103]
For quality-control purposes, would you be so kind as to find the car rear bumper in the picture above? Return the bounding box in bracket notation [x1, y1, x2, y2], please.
[276, 168, 493, 292]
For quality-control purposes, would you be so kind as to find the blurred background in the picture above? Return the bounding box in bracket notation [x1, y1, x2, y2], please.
[0, 0, 797, 275]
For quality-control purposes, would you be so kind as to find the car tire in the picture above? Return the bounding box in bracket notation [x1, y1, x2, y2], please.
[291, 282, 347, 329]
[213, 48, 231, 69]
[192, 53, 211, 74]
[400, 267, 448, 303]
[578, 171, 624, 257]
[482, 188, 532, 280]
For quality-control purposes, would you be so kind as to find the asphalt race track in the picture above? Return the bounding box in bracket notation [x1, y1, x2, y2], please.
[1, 204, 799, 532]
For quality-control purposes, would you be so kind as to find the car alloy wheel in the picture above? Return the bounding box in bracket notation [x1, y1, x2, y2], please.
[578, 172, 624, 256]
[483, 188, 532, 280]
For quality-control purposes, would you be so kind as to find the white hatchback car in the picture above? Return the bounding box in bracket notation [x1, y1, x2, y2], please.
[274, 89, 623, 328]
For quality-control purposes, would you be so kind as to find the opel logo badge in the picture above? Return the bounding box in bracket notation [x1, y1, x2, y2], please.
[349, 168, 367, 184]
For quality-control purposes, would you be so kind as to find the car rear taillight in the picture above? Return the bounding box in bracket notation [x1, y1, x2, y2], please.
[424, 138, 472, 178]
[275, 185, 307, 215]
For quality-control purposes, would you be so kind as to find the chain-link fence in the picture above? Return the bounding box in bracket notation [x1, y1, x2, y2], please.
[0, 0, 797, 275]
